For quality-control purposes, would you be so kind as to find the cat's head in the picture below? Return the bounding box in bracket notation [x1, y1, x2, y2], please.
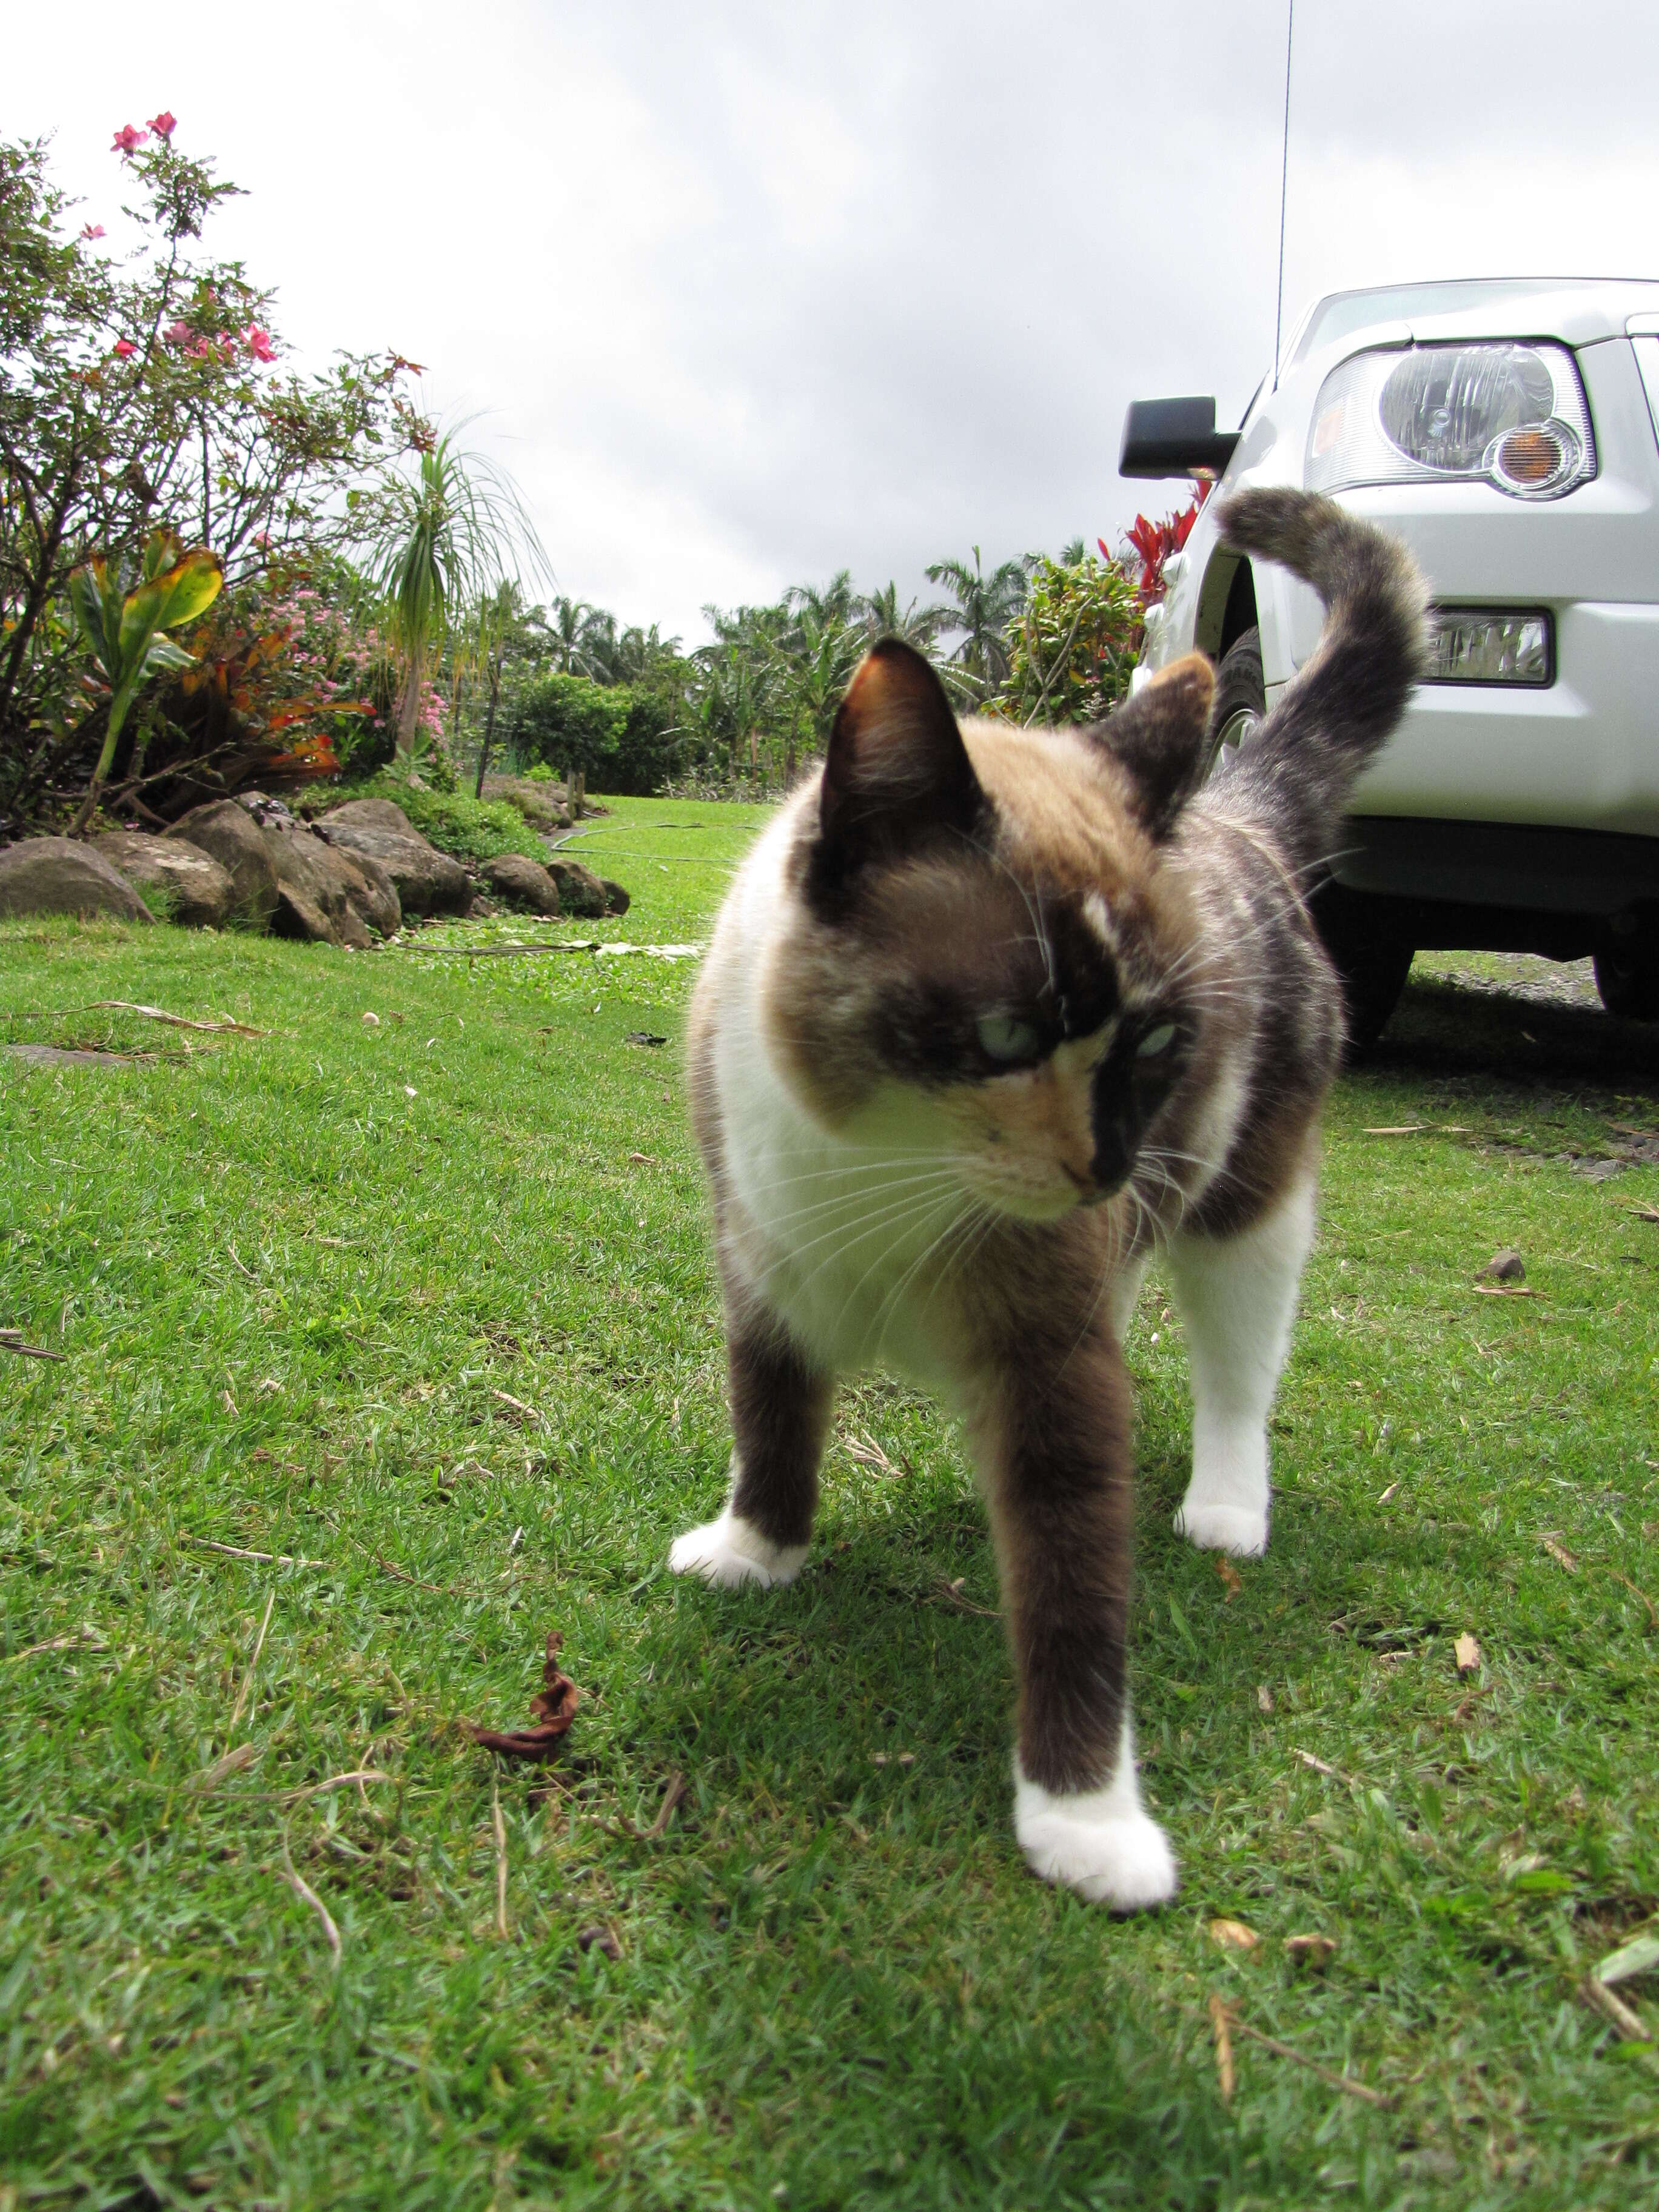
[765, 640, 1219, 1222]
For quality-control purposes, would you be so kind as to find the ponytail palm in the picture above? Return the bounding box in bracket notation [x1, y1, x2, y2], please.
[361, 429, 548, 758]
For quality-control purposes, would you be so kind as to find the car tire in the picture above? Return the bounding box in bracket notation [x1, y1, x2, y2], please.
[1311, 883, 1415, 1052]
[1204, 626, 1266, 779]
[1594, 922, 1659, 1019]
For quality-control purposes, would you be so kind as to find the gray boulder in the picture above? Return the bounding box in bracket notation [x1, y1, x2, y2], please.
[543, 853, 626, 919]
[167, 800, 280, 927]
[599, 878, 631, 916]
[321, 798, 471, 918]
[0, 837, 152, 925]
[262, 822, 401, 948]
[481, 774, 572, 832]
[93, 831, 233, 928]
[481, 853, 562, 916]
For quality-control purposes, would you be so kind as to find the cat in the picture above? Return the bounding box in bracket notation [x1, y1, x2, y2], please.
[669, 488, 1425, 1908]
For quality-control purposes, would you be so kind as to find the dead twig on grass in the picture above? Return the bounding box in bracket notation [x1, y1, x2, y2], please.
[278, 1831, 341, 1968]
[492, 1774, 509, 1939]
[29, 1000, 268, 1036]
[275, 1769, 398, 1807]
[1581, 1976, 1650, 2041]
[228, 1589, 275, 1733]
[5, 1627, 106, 1664]
[0, 1330, 67, 1363]
[1293, 1748, 1366, 1790]
[605, 1772, 687, 1843]
[1208, 1993, 1235, 2104]
[1221, 2006, 1395, 2106]
[183, 1534, 326, 1569]
[931, 1576, 999, 1620]
[190, 1742, 259, 1794]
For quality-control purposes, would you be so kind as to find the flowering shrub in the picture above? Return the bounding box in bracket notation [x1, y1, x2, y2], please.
[1125, 480, 1213, 605]
[0, 116, 414, 832]
[993, 552, 1143, 726]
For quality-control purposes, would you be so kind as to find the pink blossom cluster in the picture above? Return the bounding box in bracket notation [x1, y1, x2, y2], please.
[149, 321, 277, 365]
[111, 112, 175, 158]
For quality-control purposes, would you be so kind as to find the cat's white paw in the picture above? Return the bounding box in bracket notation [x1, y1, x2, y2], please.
[1175, 1493, 1269, 1557]
[1013, 1758, 1178, 1911]
[668, 1506, 806, 1590]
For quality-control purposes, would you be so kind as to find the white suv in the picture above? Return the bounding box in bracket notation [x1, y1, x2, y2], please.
[1122, 276, 1659, 1037]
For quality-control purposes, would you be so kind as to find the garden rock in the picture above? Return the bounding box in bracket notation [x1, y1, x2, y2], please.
[321, 798, 471, 918]
[0, 837, 153, 925]
[93, 831, 233, 928]
[600, 878, 631, 916]
[261, 821, 399, 948]
[544, 853, 626, 919]
[167, 800, 280, 927]
[482, 853, 562, 916]
[481, 774, 572, 832]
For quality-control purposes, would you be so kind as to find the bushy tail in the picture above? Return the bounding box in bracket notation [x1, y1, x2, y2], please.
[1211, 488, 1427, 871]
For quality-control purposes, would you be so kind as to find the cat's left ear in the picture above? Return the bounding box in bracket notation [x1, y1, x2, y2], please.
[1093, 653, 1215, 839]
[816, 640, 985, 884]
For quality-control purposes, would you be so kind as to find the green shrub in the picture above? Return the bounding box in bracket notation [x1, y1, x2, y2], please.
[504, 674, 685, 796]
[336, 774, 544, 863]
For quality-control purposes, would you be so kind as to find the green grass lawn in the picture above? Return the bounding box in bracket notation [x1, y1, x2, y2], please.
[2, 795, 1657, 2210]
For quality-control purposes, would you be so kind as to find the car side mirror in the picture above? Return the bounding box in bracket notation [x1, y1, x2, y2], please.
[1119, 397, 1240, 480]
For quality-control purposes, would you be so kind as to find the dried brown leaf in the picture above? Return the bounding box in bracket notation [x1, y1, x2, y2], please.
[1208, 1993, 1235, 2103]
[1453, 1632, 1482, 1677]
[462, 1631, 580, 1761]
[1215, 1557, 1243, 1601]
[1208, 1917, 1261, 1952]
[1541, 1535, 1579, 1574]
[1285, 1932, 1338, 1972]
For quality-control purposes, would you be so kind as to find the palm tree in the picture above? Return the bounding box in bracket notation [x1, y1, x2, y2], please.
[858, 581, 950, 652]
[537, 595, 609, 679]
[358, 426, 549, 759]
[925, 545, 1030, 702]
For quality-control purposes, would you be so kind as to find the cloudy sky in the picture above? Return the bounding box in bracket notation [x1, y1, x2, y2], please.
[9, 1, 1658, 641]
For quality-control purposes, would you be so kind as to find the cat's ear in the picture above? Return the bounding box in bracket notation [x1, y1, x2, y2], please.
[1093, 653, 1215, 839]
[817, 640, 985, 879]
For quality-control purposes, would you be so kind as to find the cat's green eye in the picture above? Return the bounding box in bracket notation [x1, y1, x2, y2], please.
[1136, 1021, 1178, 1059]
[977, 1011, 1043, 1065]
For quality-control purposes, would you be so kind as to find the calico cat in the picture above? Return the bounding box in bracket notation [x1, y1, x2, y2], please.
[670, 488, 1424, 1908]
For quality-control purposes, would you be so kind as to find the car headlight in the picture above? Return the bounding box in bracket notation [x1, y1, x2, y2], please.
[1306, 342, 1596, 500]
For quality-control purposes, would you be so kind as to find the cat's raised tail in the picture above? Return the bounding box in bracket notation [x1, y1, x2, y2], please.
[1214, 488, 1427, 871]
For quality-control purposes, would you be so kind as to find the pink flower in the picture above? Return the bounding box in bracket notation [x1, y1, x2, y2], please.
[243, 324, 276, 363]
[149, 111, 176, 141]
[111, 124, 150, 158]
[81, 223, 106, 241]
[165, 320, 192, 346]
[112, 338, 136, 359]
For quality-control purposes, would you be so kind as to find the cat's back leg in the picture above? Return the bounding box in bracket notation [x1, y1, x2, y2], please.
[1165, 1170, 1316, 1557]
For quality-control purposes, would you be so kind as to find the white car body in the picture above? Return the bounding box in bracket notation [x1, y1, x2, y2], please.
[1130, 277, 1659, 970]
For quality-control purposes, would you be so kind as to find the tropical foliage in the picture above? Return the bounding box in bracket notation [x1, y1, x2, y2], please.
[1, 116, 1210, 828]
[0, 121, 412, 834]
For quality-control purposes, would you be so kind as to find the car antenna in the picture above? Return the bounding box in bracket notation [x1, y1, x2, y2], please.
[1273, 0, 1295, 391]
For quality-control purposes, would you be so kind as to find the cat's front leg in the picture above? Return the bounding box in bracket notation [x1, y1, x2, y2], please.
[1167, 1174, 1316, 1558]
[669, 1310, 833, 1590]
[976, 1332, 1176, 1911]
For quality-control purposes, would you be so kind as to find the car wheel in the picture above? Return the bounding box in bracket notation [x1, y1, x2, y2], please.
[1594, 922, 1659, 1019]
[1311, 883, 1415, 1051]
[1204, 626, 1265, 778]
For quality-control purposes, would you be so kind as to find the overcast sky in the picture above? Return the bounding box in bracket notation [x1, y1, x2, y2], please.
[9, 1, 1659, 642]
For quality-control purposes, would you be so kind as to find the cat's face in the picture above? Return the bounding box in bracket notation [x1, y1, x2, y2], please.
[763, 643, 1218, 1222]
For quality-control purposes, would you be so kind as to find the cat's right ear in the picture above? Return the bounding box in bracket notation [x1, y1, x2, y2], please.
[814, 640, 985, 889]
[1094, 653, 1215, 839]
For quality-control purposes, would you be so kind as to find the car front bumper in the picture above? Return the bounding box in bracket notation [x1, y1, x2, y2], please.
[1288, 600, 1659, 840]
